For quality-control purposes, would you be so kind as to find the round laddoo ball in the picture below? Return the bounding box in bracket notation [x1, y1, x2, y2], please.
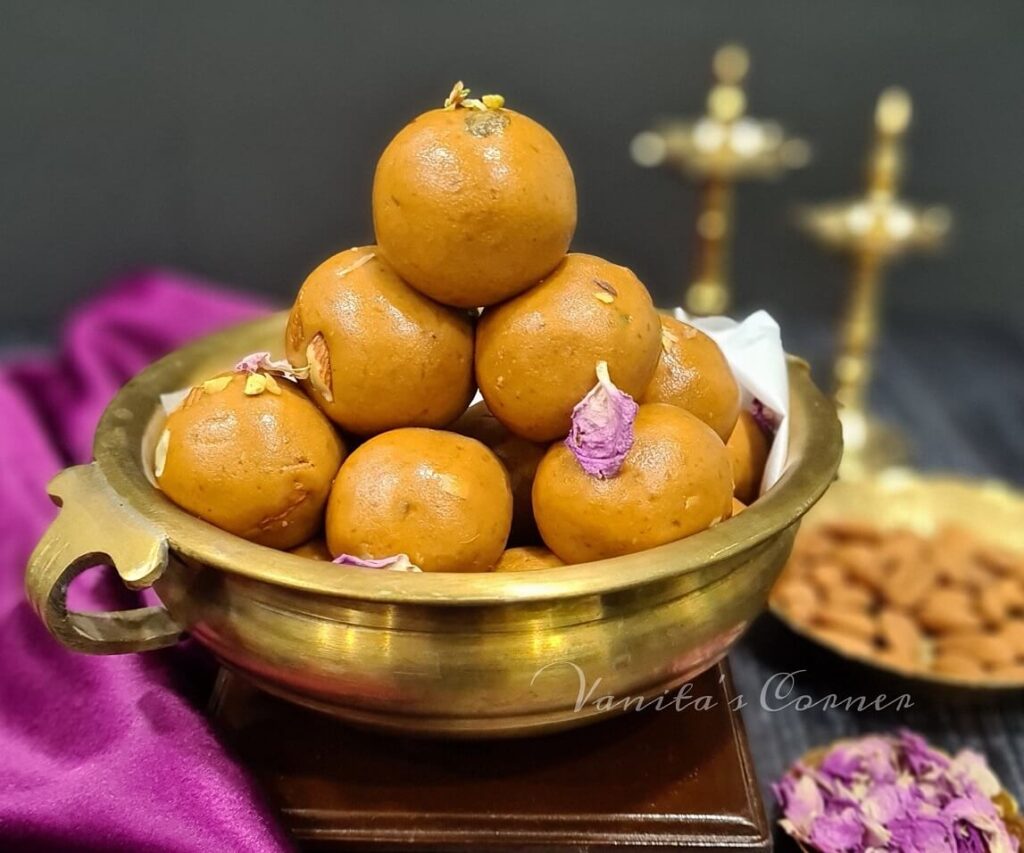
[156, 372, 345, 549]
[289, 538, 333, 561]
[493, 546, 565, 573]
[325, 428, 512, 572]
[476, 253, 661, 442]
[727, 410, 770, 503]
[641, 316, 740, 441]
[285, 246, 475, 436]
[533, 404, 733, 563]
[451, 401, 546, 545]
[372, 96, 576, 307]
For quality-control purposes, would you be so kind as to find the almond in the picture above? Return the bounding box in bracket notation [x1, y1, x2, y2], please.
[936, 631, 1014, 668]
[995, 621, 1024, 657]
[773, 579, 819, 623]
[933, 651, 985, 678]
[878, 609, 925, 667]
[814, 606, 877, 641]
[820, 519, 884, 543]
[306, 333, 334, 403]
[813, 627, 876, 659]
[882, 559, 936, 610]
[977, 543, 1024, 580]
[990, 664, 1024, 681]
[810, 561, 846, 592]
[824, 582, 874, 611]
[979, 578, 1024, 626]
[836, 543, 886, 591]
[916, 588, 980, 634]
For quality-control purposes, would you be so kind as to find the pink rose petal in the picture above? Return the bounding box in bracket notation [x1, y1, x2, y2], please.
[331, 553, 421, 572]
[565, 361, 638, 479]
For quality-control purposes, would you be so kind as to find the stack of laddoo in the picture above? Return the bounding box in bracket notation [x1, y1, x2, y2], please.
[154, 83, 773, 573]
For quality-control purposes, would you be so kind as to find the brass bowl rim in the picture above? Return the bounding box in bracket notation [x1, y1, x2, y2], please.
[770, 470, 1024, 691]
[93, 311, 842, 605]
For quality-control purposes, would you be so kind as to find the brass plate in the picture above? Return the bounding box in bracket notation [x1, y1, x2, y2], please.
[771, 468, 1024, 691]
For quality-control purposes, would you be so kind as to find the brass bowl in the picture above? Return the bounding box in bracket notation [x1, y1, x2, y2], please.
[25, 312, 841, 737]
[771, 469, 1024, 690]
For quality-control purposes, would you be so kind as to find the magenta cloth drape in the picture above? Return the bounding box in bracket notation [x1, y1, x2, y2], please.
[0, 272, 293, 851]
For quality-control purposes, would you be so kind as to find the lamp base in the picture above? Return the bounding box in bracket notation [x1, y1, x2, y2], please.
[838, 408, 910, 480]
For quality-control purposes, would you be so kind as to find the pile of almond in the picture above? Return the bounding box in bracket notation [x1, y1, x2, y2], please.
[771, 520, 1024, 682]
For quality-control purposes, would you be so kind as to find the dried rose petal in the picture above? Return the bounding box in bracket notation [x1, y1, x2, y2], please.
[565, 361, 638, 479]
[234, 351, 306, 382]
[331, 554, 421, 573]
[951, 751, 1003, 799]
[751, 398, 780, 436]
[808, 809, 865, 852]
[775, 731, 1019, 853]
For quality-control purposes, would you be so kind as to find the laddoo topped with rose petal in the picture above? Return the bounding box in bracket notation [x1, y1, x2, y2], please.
[475, 253, 661, 442]
[533, 398, 733, 564]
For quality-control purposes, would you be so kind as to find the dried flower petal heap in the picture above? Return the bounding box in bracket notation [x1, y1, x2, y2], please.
[774, 730, 1019, 853]
[331, 553, 422, 573]
[564, 361, 639, 479]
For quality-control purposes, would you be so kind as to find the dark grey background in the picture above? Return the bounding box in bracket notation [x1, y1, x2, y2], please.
[3, 0, 1023, 343]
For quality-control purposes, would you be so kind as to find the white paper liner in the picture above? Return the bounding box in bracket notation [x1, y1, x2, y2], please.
[675, 308, 790, 495]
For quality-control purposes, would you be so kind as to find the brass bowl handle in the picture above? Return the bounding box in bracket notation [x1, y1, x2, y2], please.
[25, 464, 185, 654]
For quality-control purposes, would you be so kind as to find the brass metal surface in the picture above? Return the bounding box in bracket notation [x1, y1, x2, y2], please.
[26, 312, 842, 736]
[798, 88, 951, 478]
[772, 469, 1024, 690]
[632, 44, 809, 315]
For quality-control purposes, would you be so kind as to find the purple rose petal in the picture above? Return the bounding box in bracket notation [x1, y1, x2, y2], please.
[234, 351, 305, 382]
[331, 553, 421, 572]
[775, 731, 1019, 853]
[808, 809, 865, 853]
[751, 398, 780, 437]
[565, 361, 638, 479]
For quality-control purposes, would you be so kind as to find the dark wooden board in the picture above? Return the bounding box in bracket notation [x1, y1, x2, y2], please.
[210, 661, 771, 851]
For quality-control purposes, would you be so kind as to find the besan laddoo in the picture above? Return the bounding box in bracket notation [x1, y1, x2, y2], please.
[476, 253, 661, 442]
[289, 538, 333, 561]
[727, 409, 771, 503]
[156, 365, 344, 549]
[451, 401, 546, 545]
[493, 547, 565, 573]
[285, 246, 475, 436]
[372, 83, 576, 308]
[325, 428, 512, 572]
[641, 316, 740, 441]
[533, 401, 733, 564]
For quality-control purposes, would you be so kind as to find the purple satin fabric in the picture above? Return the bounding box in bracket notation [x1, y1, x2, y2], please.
[0, 272, 293, 851]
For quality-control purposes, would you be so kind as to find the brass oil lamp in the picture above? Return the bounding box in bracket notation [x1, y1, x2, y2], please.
[631, 44, 810, 315]
[798, 87, 951, 478]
